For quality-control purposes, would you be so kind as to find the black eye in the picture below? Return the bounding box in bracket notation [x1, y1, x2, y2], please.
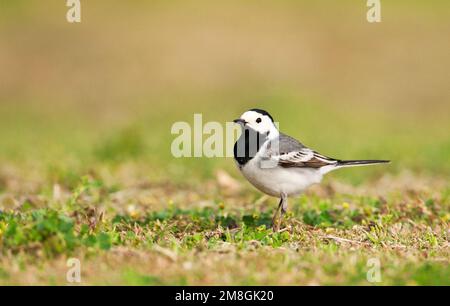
[256, 118, 262, 123]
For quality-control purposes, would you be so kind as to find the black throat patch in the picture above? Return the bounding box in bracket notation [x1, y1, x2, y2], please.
[233, 127, 268, 166]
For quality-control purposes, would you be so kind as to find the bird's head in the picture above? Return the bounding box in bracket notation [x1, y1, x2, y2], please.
[233, 109, 278, 137]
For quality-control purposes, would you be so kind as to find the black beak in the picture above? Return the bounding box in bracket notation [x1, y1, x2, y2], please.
[233, 118, 247, 125]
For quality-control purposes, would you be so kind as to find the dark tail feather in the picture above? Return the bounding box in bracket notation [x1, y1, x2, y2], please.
[337, 160, 390, 167]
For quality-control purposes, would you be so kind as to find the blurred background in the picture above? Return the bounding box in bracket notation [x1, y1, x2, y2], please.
[0, 0, 449, 193]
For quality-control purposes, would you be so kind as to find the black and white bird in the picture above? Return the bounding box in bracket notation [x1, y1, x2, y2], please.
[233, 109, 389, 230]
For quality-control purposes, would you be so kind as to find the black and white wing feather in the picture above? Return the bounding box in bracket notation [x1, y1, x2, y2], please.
[265, 133, 338, 169]
[277, 148, 338, 168]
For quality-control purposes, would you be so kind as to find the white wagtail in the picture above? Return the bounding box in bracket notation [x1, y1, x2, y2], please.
[233, 109, 389, 230]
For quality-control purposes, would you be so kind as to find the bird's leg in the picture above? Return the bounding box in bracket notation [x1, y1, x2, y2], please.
[278, 193, 288, 229]
[271, 198, 283, 231]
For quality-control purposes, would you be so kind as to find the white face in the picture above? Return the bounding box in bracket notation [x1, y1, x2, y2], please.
[236, 110, 277, 135]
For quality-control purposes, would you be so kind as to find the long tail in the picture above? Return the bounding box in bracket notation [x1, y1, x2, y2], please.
[336, 159, 390, 168]
[320, 159, 390, 174]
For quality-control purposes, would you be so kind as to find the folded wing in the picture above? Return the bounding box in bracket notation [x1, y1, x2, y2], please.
[265, 133, 338, 169]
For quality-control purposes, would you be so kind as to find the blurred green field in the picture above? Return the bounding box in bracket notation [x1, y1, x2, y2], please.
[0, 1, 449, 285]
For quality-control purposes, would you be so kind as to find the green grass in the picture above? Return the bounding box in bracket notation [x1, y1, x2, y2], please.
[0, 175, 448, 285]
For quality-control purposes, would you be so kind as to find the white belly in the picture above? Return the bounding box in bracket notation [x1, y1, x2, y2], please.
[239, 157, 323, 197]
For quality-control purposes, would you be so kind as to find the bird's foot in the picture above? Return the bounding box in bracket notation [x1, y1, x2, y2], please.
[272, 221, 280, 232]
[272, 216, 285, 232]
